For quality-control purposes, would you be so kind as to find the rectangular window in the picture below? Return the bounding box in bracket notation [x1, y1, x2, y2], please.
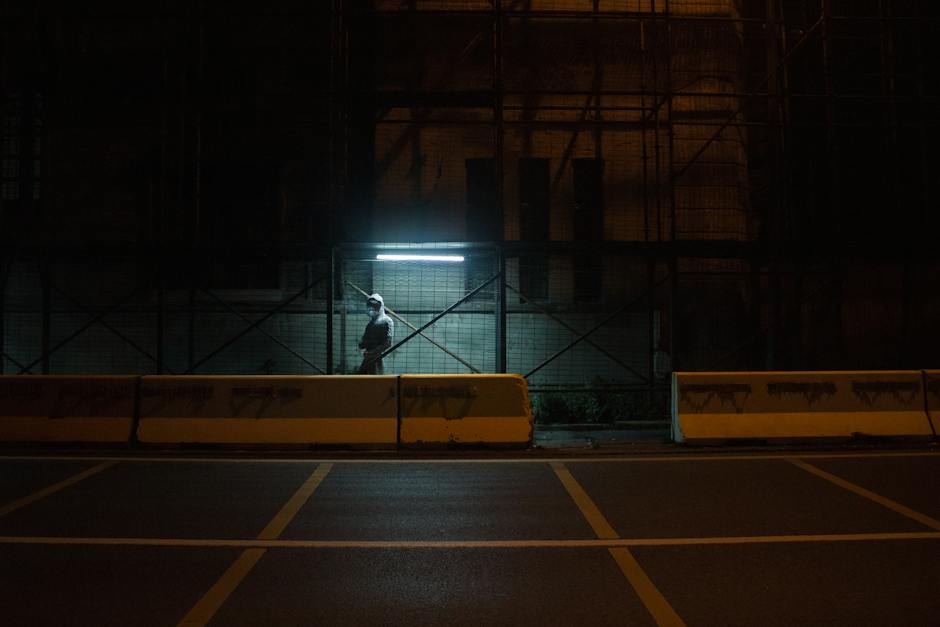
[573, 158, 603, 242]
[572, 159, 603, 301]
[518, 158, 550, 301]
[519, 254, 549, 301]
[465, 158, 499, 241]
[519, 158, 549, 241]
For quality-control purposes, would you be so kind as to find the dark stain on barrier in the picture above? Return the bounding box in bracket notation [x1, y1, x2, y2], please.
[0, 380, 133, 418]
[767, 381, 837, 405]
[231, 386, 303, 418]
[142, 385, 214, 414]
[403, 386, 478, 399]
[679, 384, 751, 414]
[403, 386, 478, 420]
[851, 381, 920, 407]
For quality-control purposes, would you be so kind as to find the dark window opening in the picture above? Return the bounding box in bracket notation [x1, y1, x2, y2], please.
[519, 158, 550, 301]
[465, 158, 499, 241]
[573, 158, 603, 242]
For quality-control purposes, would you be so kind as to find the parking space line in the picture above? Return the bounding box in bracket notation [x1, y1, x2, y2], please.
[177, 462, 333, 627]
[788, 458, 940, 531]
[609, 548, 685, 627]
[177, 548, 265, 627]
[0, 461, 117, 518]
[257, 463, 333, 540]
[550, 462, 618, 539]
[3, 531, 940, 549]
[551, 461, 687, 627]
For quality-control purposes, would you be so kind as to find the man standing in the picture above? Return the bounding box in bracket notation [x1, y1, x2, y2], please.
[358, 293, 393, 374]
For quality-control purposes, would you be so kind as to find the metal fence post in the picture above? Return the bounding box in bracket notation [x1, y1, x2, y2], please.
[41, 261, 51, 374]
[327, 247, 335, 374]
[496, 247, 506, 373]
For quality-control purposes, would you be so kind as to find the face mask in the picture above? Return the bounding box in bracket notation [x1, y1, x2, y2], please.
[367, 308, 379, 319]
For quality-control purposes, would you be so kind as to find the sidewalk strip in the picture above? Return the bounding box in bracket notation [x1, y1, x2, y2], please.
[551, 461, 687, 627]
[176, 462, 333, 627]
[0, 461, 117, 517]
[788, 458, 940, 532]
[3, 531, 939, 549]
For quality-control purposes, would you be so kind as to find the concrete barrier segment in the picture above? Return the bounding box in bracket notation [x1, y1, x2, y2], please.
[399, 374, 532, 446]
[137, 375, 398, 445]
[673, 371, 932, 443]
[0, 375, 138, 442]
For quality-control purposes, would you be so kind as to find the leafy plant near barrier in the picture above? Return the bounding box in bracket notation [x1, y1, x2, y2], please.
[532, 379, 669, 425]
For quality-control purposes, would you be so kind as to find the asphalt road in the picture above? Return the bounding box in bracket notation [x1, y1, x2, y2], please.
[1, 450, 938, 626]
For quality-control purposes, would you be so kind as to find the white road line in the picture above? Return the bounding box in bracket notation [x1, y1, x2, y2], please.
[0, 451, 937, 464]
[2, 531, 937, 549]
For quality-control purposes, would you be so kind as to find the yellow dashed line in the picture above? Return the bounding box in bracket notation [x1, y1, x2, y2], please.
[0, 461, 117, 518]
[176, 462, 333, 627]
[788, 458, 940, 531]
[551, 461, 687, 627]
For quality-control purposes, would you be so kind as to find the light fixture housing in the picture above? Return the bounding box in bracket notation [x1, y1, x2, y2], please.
[376, 254, 465, 263]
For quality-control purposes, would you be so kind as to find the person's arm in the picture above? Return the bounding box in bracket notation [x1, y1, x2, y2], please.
[382, 318, 393, 352]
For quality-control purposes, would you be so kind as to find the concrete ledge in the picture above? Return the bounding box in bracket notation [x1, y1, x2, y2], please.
[0, 376, 137, 443]
[137, 376, 398, 445]
[399, 374, 532, 447]
[672, 371, 933, 444]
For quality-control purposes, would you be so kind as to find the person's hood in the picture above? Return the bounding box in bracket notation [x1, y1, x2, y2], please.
[367, 293, 386, 314]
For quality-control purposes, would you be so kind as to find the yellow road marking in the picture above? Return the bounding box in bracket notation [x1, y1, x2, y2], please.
[551, 461, 686, 627]
[1, 451, 938, 464]
[0, 461, 117, 517]
[550, 462, 618, 539]
[177, 462, 333, 627]
[257, 463, 333, 540]
[788, 458, 940, 531]
[610, 548, 686, 627]
[2, 531, 939, 549]
[177, 548, 266, 627]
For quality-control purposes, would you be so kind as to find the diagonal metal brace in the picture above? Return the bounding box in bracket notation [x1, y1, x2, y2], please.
[506, 283, 649, 384]
[202, 288, 325, 374]
[346, 280, 481, 374]
[524, 275, 671, 380]
[18, 288, 144, 374]
[53, 285, 174, 374]
[184, 275, 326, 374]
[360, 270, 501, 373]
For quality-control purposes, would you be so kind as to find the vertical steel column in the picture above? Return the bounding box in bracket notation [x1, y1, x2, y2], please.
[41, 261, 51, 374]
[494, 1, 506, 374]
[187, 288, 196, 372]
[327, 247, 335, 374]
[192, 6, 205, 244]
[664, 0, 676, 243]
[647, 258, 656, 405]
[820, 0, 838, 233]
[668, 255, 679, 372]
[0, 262, 6, 374]
[640, 16, 650, 242]
[156, 265, 165, 374]
[496, 247, 507, 373]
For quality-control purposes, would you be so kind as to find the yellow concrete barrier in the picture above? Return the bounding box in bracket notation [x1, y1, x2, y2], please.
[399, 374, 532, 446]
[672, 371, 932, 443]
[137, 375, 398, 445]
[925, 370, 940, 437]
[0, 375, 137, 443]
